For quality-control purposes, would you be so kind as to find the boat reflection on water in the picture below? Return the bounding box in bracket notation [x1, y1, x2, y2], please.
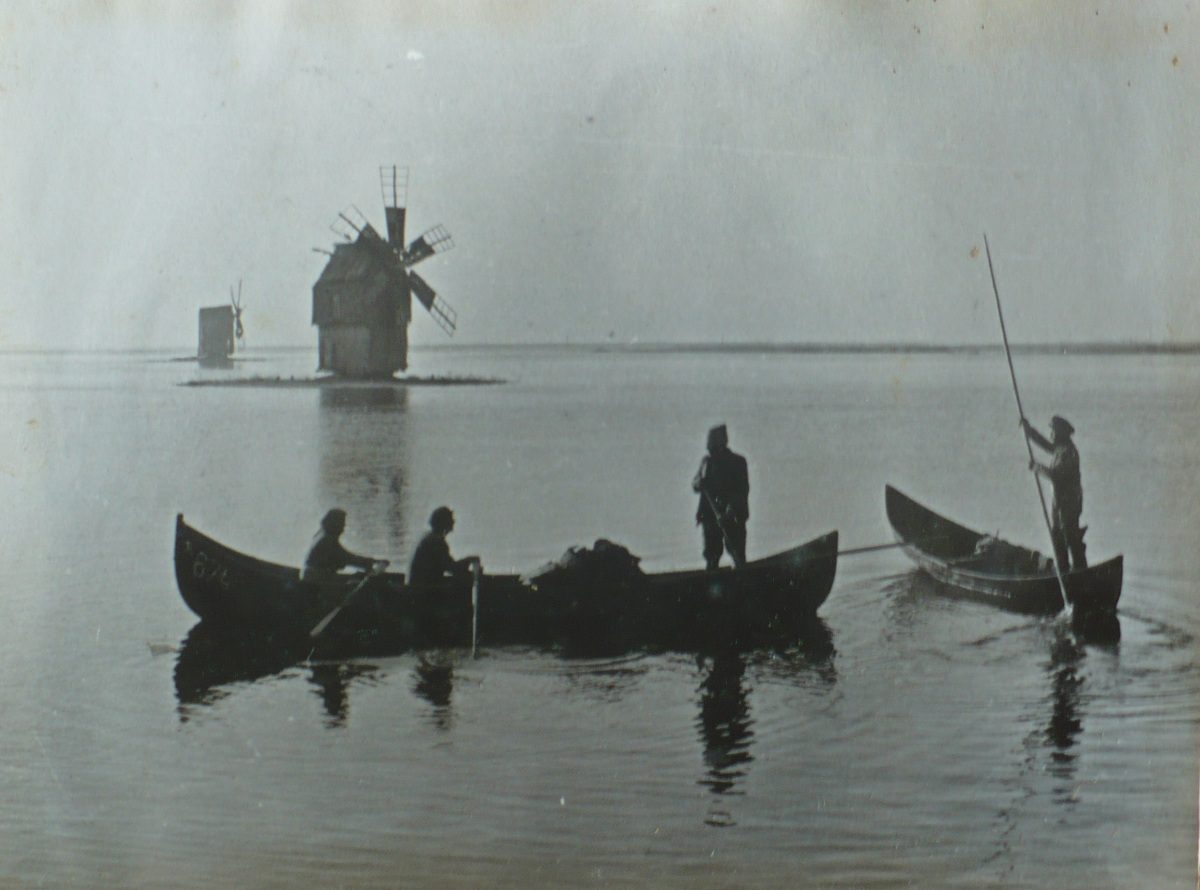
[881, 570, 953, 630]
[886, 567, 1122, 647]
[174, 621, 380, 727]
[1070, 607, 1121, 645]
[695, 617, 836, 827]
[174, 621, 296, 719]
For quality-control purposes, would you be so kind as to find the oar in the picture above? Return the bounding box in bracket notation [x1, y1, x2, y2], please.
[470, 560, 481, 659]
[838, 541, 910, 556]
[983, 234, 1069, 610]
[309, 563, 386, 639]
[837, 534, 953, 557]
[700, 486, 745, 569]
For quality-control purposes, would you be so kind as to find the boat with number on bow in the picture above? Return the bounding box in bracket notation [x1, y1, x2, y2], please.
[174, 514, 839, 655]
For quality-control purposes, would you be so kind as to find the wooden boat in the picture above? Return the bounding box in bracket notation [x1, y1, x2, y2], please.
[885, 485, 1122, 616]
[174, 514, 839, 655]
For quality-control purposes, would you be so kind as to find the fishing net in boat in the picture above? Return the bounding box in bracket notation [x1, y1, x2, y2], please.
[968, 535, 1055, 575]
[522, 539, 645, 587]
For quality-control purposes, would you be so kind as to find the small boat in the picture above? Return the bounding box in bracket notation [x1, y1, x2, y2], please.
[885, 485, 1122, 616]
[174, 515, 839, 655]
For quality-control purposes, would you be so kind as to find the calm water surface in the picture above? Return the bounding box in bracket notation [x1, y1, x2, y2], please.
[0, 346, 1196, 888]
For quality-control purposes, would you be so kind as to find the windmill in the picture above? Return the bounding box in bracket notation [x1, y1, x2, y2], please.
[198, 280, 245, 362]
[312, 166, 457, 378]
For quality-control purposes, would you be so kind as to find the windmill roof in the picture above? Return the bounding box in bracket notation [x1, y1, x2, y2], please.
[315, 240, 388, 284]
[312, 238, 409, 327]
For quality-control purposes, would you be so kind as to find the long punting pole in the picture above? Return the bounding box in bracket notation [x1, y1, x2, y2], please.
[470, 562, 481, 659]
[983, 234, 1070, 611]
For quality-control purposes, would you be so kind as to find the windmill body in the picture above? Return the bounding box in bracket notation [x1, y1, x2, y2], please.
[197, 282, 245, 362]
[312, 167, 456, 379]
[198, 306, 234, 360]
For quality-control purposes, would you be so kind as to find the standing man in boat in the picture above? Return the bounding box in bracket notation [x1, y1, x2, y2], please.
[692, 424, 750, 570]
[409, 506, 481, 589]
[303, 508, 387, 583]
[1021, 415, 1087, 572]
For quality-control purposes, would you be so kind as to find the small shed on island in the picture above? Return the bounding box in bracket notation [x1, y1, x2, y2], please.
[198, 306, 234, 361]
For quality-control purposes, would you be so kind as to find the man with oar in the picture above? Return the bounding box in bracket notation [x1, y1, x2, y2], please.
[305, 508, 389, 639]
[692, 424, 750, 570]
[303, 508, 388, 583]
[1022, 415, 1087, 572]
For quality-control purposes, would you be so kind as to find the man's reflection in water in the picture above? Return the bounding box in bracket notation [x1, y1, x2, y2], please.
[413, 653, 455, 731]
[1045, 631, 1084, 777]
[308, 662, 379, 729]
[694, 624, 837, 827]
[696, 651, 754, 803]
[1041, 616, 1118, 802]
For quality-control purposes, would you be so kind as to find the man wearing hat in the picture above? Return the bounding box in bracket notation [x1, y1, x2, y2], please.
[409, 506, 481, 589]
[303, 508, 387, 583]
[691, 424, 750, 570]
[1022, 415, 1087, 572]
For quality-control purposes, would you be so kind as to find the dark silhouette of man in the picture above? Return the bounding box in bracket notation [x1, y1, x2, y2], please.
[692, 425, 749, 570]
[408, 506, 480, 589]
[303, 508, 386, 583]
[1022, 415, 1087, 572]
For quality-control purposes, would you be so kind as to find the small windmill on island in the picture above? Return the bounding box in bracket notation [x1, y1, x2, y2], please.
[195, 281, 245, 364]
[311, 166, 460, 379]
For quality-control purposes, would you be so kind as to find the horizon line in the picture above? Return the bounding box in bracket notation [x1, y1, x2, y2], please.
[1, 340, 1199, 357]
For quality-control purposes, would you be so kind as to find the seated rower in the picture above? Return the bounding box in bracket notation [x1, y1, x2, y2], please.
[409, 506, 480, 589]
[302, 508, 388, 583]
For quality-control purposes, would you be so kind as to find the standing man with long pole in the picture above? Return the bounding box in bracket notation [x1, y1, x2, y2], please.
[983, 235, 1070, 610]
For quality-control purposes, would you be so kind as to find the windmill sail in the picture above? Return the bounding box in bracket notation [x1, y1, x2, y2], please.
[403, 225, 454, 266]
[385, 206, 407, 248]
[331, 206, 371, 242]
[231, 281, 245, 343]
[380, 166, 409, 247]
[408, 271, 457, 335]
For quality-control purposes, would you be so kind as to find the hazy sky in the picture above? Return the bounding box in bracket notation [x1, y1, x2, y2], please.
[2, 1, 1197, 350]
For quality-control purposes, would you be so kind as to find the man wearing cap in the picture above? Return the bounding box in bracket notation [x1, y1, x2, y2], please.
[691, 424, 750, 570]
[302, 508, 387, 583]
[409, 506, 481, 589]
[1022, 415, 1087, 571]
